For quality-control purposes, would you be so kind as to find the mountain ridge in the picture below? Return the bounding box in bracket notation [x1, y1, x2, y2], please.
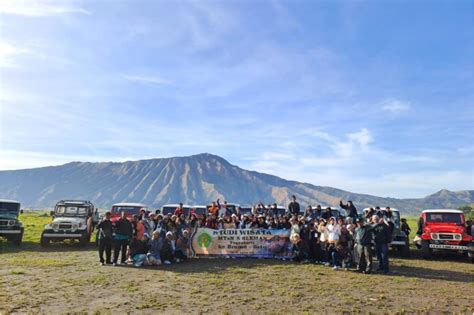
[0, 153, 472, 215]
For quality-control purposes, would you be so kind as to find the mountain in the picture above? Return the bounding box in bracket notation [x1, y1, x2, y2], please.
[0, 153, 472, 215]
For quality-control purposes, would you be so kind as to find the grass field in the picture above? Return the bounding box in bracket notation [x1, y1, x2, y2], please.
[0, 212, 473, 314]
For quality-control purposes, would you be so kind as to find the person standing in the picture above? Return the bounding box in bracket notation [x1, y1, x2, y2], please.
[340, 200, 358, 220]
[113, 211, 133, 265]
[97, 212, 113, 265]
[288, 195, 300, 217]
[174, 203, 185, 216]
[354, 218, 373, 274]
[371, 215, 391, 273]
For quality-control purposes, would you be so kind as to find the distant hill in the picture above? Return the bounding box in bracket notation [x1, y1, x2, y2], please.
[0, 153, 472, 215]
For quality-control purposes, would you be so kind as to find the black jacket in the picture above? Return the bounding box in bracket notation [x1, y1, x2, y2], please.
[129, 238, 148, 256]
[372, 223, 391, 244]
[97, 219, 113, 238]
[288, 202, 300, 216]
[114, 218, 133, 238]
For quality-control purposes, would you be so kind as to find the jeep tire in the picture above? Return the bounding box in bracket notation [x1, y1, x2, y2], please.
[401, 241, 410, 258]
[421, 240, 431, 259]
[40, 232, 50, 247]
[468, 243, 474, 263]
[12, 229, 23, 245]
[79, 231, 90, 246]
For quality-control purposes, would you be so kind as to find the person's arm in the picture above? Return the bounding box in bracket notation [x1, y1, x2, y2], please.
[339, 200, 347, 209]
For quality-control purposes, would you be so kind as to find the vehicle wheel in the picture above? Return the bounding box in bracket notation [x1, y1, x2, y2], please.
[12, 230, 23, 246]
[40, 235, 50, 247]
[421, 240, 431, 259]
[401, 241, 410, 258]
[79, 232, 89, 246]
[468, 244, 474, 263]
[40, 231, 51, 247]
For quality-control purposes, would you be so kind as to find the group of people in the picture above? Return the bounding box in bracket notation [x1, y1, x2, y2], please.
[96, 196, 398, 274]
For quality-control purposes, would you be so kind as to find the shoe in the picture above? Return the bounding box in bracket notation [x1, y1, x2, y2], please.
[100, 262, 105, 266]
[106, 261, 112, 265]
[333, 266, 339, 270]
[164, 260, 171, 265]
[112, 263, 117, 266]
[176, 258, 181, 263]
[324, 262, 330, 266]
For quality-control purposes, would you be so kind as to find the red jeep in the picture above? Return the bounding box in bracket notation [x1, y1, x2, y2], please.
[109, 203, 148, 223]
[417, 209, 473, 262]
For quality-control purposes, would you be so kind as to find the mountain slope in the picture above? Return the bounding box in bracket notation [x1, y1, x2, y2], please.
[0, 153, 472, 214]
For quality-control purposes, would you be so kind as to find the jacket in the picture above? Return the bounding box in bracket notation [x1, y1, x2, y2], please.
[129, 238, 148, 256]
[372, 222, 391, 244]
[288, 202, 300, 216]
[355, 225, 372, 246]
[114, 218, 133, 239]
[97, 219, 113, 239]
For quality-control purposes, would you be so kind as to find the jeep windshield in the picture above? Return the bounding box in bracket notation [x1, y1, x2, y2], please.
[55, 206, 88, 217]
[0, 202, 20, 214]
[111, 206, 142, 215]
[391, 211, 401, 229]
[426, 213, 462, 224]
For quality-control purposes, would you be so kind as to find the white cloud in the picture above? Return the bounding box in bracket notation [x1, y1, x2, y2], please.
[122, 74, 171, 86]
[0, 41, 31, 68]
[0, 0, 90, 17]
[381, 99, 411, 113]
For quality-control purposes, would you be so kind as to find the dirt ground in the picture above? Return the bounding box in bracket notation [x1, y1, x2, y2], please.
[0, 243, 473, 314]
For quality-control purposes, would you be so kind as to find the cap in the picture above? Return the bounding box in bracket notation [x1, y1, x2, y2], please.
[166, 231, 173, 237]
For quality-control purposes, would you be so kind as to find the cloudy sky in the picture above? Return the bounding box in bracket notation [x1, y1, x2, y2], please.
[0, 0, 473, 198]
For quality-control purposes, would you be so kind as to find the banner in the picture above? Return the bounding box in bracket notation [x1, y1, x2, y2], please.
[189, 228, 292, 259]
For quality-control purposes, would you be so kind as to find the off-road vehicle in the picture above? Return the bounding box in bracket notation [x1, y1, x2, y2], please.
[0, 199, 24, 245]
[416, 209, 473, 262]
[41, 200, 96, 246]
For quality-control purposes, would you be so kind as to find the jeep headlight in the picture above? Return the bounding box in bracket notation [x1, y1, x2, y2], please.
[454, 234, 462, 240]
[8, 220, 15, 226]
[432, 233, 438, 240]
[78, 222, 83, 228]
[72, 223, 78, 230]
[52, 223, 59, 230]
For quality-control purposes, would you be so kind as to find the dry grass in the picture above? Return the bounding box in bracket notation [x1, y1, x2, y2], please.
[0, 212, 473, 314]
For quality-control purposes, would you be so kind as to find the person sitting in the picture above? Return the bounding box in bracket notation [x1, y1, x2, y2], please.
[340, 200, 358, 220]
[174, 203, 185, 216]
[290, 233, 308, 262]
[147, 231, 163, 265]
[175, 230, 189, 262]
[160, 231, 176, 265]
[129, 233, 150, 267]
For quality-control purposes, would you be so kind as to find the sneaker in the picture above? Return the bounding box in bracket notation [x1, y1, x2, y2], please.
[112, 262, 117, 266]
[333, 266, 339, 270]
[164, 260, 171, 265]
[324, 262, 331, 266]
[100, 262, 105, 266]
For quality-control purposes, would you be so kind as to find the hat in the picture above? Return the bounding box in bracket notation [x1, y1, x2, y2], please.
[143, 233, 150, 238]
[183, 230, 189, 235]
[166, 231, 173, 237]
[355, 218, 362, 223]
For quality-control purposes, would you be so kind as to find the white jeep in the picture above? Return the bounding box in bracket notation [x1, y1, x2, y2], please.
[41, 200, 96, 246]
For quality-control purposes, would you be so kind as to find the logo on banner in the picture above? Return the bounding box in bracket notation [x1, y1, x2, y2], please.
[197, 232, 212, 248]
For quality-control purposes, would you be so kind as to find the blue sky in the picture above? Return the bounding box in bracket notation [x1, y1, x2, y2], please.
[0, 0, 473, 198]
